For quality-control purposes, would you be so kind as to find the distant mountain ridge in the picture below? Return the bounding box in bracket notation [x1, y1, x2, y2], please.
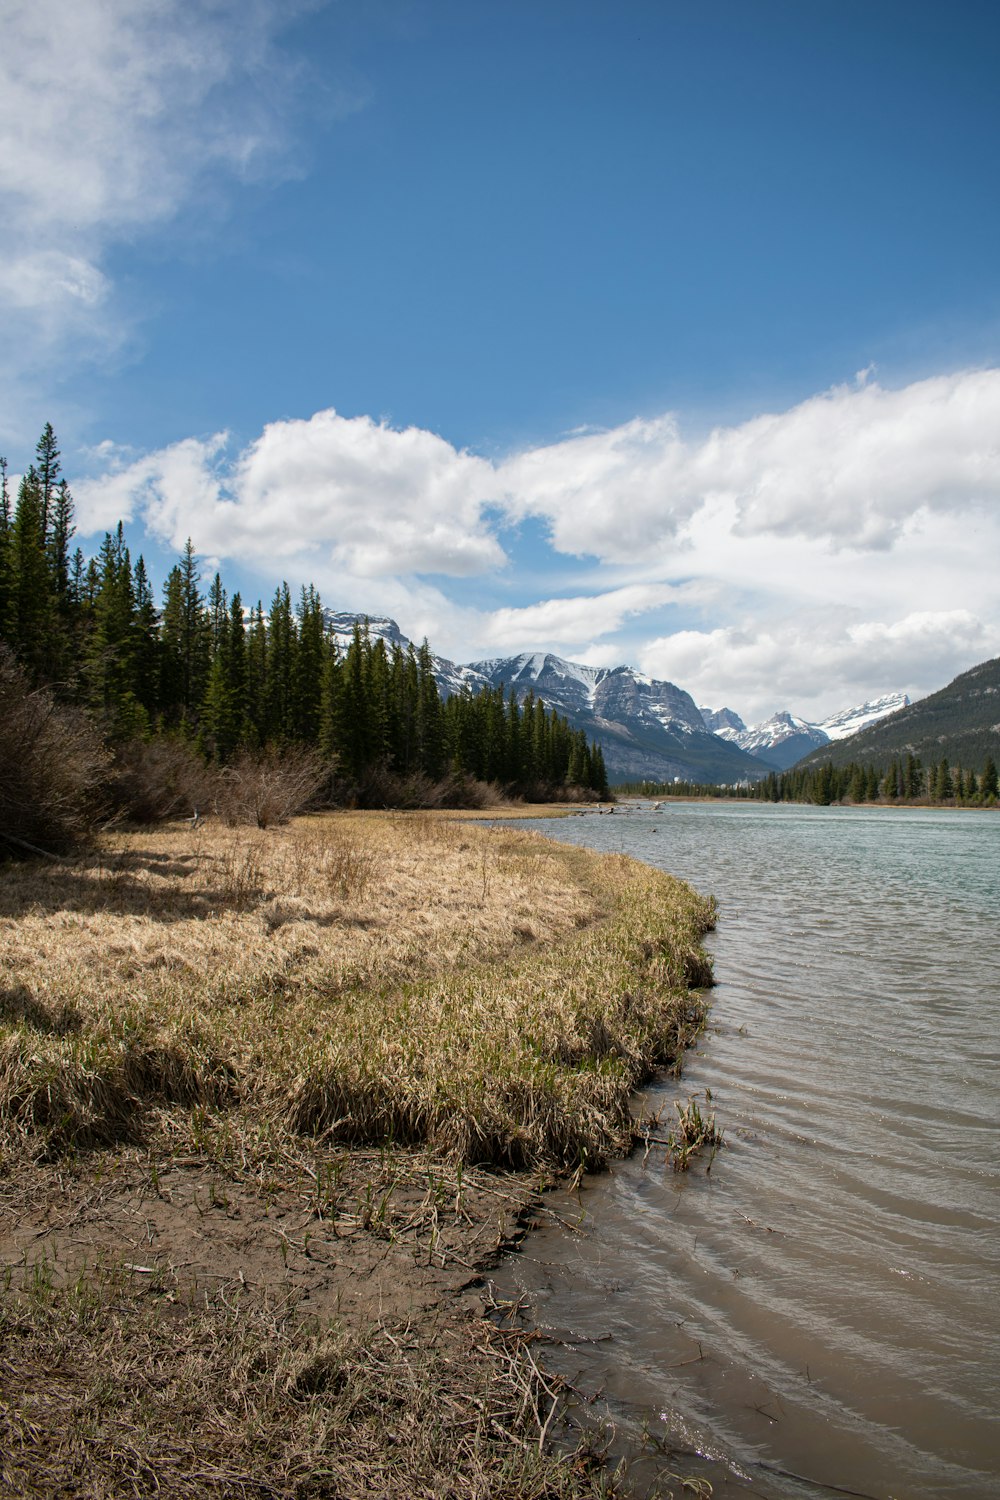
[793, 657, 1000, 772]
[325, 612, 921, 784]
[464, 651, 767, 784]
[699, 695, 910, 770]
[325, 616, 769, 783]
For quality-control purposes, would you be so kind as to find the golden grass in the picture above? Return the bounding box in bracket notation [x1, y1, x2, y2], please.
[1, 1263, 622, 1500]
[1, 812, 715, 1498]
[0, 812, 713, 1168]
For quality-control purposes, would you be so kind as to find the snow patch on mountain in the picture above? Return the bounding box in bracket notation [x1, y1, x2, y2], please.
[701, 693, 911, 769]
[818, 693, 910, 740]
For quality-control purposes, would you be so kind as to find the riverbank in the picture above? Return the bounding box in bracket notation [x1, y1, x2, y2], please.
[0, 812, 715, 1497]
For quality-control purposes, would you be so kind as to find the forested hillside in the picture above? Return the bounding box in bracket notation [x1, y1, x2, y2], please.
[793, 655, 1000, 775]
[0, 426, 609, 847]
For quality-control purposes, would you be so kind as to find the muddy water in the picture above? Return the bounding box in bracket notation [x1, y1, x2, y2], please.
[497, 803, 1000, 1499]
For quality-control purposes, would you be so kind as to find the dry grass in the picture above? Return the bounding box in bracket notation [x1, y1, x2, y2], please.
[3, 816, 716, 1164]
[0, 813, 713, 1169]
[0, 1261, 620, 1500]
[0, 812, 714, 1498]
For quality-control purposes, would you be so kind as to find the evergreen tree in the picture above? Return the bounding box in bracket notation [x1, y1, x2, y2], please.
[160, 540, 208, 724]
[591, 742, 610, 798]
[982, 756, 998, 800]
[264, 582, 295, 742]
[245, 602, 268, 745]
[9, 467, 55, 680]
[0, 456, 12, 635]
[292, 585, 325, 742]
[934, 758, 953, 802]
[34, 422, 61, 540]
[85, 523, 143, 734]
[416, 640, 445, 779]
[200, 595, 247, 761]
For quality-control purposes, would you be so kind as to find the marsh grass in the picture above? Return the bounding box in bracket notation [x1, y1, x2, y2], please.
[1, 811, 715, 1497]
[666, 1091, 724, 1172]
[0, 1265, 619, 1500]
[0, 814, 713, 1168]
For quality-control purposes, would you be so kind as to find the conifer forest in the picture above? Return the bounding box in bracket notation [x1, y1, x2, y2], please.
[0, 426, 609, 850]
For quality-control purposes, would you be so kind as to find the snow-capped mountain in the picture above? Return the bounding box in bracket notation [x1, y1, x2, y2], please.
[818, 693, 910, 741]
[700, 706, 747, 739]
[465, 651, 766, 783]
[326, 617, 768, 783]
[324, 612, 908, 782]
[735, 711, 829, 768]
[699, 694, 911, 770]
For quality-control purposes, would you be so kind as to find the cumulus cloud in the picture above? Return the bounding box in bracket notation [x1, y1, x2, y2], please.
[639, 610, 993, 724]
[0, 0, 322, 368]
[501, 369, 1000, 559]
[76, 411, 506, 578]
[76, 370, 1000, 720]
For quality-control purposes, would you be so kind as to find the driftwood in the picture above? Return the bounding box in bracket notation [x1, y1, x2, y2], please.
[0, 828, 65, 861]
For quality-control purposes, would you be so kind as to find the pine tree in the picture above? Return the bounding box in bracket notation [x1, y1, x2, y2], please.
[0, 456, 12, 636]
[9, 467, 55, 680]
[292, 585, 325, 742]
[264, 583, 295, 742]
[245, 603, 268, 746]
[416, 640, 444, 779]
[591, 742, 610, 798]
[982, 756, 998, 800]
[34, 422, 61, 541]
[934, 758, 953, 802]
[200, 595, 247, 762]
[85, 523, 144, 734]
[160, 540, 208, 724]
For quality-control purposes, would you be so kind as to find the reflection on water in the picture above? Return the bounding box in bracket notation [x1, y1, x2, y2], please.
[496, 804, 1000, 1499]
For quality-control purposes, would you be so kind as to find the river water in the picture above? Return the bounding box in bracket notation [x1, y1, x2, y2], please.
[496, 803, 1000, 1499]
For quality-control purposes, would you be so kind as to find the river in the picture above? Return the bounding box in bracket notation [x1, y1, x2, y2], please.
[495, 802, 1000, 1499]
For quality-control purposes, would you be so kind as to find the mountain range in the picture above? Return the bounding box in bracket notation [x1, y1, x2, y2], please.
[700, 695, 911, 770]
[793, 656, 1000, 773]
[326, 613, 910, 785]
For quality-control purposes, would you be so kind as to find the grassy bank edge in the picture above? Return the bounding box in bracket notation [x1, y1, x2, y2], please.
[1, 815, 716, 1498]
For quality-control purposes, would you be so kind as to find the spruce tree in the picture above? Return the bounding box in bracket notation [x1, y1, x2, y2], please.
[416, 640, 444, 779]
[245, 603, 268, 745]
[34, 422, 61, 540]
[292, 585, 325, 743]
[132, 556, 161, 720]
[9, 467, 55, 681]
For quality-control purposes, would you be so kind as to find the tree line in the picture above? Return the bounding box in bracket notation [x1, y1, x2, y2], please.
[620, 750, 999, 807]
[0, 425, 609, 814]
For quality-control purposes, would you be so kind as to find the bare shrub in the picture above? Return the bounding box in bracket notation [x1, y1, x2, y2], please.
[218, 830, 268, 908]
[111, 734, 216, 824]
[0, 644, 110, 856]
[356, 763, 503, 810]
[216, 745, 330, 828]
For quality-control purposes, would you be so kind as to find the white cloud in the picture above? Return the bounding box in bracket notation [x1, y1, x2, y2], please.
[76, 411, 505, 578]
[483, 584, 680, 651]
[76, 371, 1000, 722]
[501, 369, 1000, 559]
[639, 610, 993, 725]
[0, 0, 319, 368]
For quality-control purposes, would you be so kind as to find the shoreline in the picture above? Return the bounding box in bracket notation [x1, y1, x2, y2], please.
[1, 810, 715, 1497]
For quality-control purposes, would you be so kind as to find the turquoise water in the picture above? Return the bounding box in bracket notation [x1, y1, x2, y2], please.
[497, 803, 1000, 1499]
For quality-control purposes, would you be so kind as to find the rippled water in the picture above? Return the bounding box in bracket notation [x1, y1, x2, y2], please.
[497, 803, 1000, 1499]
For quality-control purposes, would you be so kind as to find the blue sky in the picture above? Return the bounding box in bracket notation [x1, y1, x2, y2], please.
[3, 0, 1000, 722]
